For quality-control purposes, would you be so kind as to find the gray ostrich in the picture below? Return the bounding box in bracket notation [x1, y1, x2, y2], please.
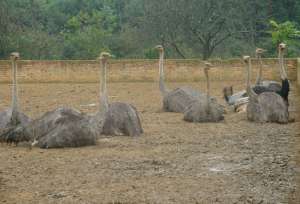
[0, 52, 30, 144]
[244, 55, 289, 124]
[223, 46, 287, 111]
[99, 52, 143, 137]
[1, 58, 96, 148]
[155, 45, 208, 113]
[255, 48, 281, 92]
[184, 63, 224, 122]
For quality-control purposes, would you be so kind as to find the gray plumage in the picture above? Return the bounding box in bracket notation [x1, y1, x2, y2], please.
[162, 86, 207, 113]
[102, 102, 143, 137]
[247, 92, 288, 123]
[2, 107, 96, 148]
[99, 52, 143, 137]
[0, 108, 30, 130]
[184, 63, 224, 123]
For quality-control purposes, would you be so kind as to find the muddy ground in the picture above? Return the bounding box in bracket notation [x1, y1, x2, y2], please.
[0, 81, 299, 204]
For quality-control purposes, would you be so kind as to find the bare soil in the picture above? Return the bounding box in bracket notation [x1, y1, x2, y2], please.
[0, 81, 299, 204]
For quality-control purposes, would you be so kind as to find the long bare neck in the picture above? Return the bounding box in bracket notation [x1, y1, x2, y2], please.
[278, 50, 287, 80]
[204, 69, 211, 111]
[100, 60, 108, 111]
[11, 58, 18, 125]
[255, 54, 263, 85]
[159, 51, 168, 96]
[246, 59, 258, 99]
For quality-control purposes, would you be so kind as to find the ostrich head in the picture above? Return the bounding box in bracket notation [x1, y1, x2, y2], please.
[243, 55, 250, 63]
[279, 43, 287, 52]
[255, 48, 266, 57]
[204, 62, 212, 71]
[10, 52, 20, 60]
[99, 52, 111, 63]
[155, 45, 164, 53]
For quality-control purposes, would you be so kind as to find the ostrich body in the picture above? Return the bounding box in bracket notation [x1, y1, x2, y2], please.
[156, 45, 210, 113]
[0, 53, 30, 144]
[184, 63, 224, 122]
[244, 55, 289, 123]
[3, 107, 96, 148]
[99, 52, 143, 137]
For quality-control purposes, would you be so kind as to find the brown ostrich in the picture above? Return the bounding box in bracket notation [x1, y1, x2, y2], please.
[244, 55, 289, 124]
[184, 63, 224, 122]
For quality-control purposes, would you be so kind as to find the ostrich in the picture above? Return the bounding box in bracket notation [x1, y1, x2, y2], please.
[184, 63, 224, 122]
[99, 52, 143, 137]
[254, 48, 282, 93]
[156, 45, 212, 113]
[0, 52, 30, 144]
[5, 107, 98, 148]
[244, 55, 289, 123]
[1, 58, 96, 148]
[223, 45, 289, 109]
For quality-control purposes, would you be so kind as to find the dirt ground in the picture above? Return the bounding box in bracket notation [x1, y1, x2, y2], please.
[0, 81, 299, 204]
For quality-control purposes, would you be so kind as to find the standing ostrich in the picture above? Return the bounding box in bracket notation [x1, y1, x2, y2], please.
[0, 52, 30, 144]
[244, 55, 289, 123]
[156, 45, 209, 113]
[184, 63, 224, 122]
[99, 52, 143, 137]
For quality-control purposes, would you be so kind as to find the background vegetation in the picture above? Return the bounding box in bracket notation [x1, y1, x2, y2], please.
[0, 0, 300, 59]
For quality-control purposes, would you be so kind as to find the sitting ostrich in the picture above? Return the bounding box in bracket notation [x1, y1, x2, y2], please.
[255, 48, 281, 92]
[0, 52, 30, 144]
[223, 45, 289, 110]
[184, 63, 224, 122]
[155, 45, 209, 113]
[5, 107, 97, 148]
[244, 55, 289, 123]
[1, 58, 96, 148]
[99, 52, 143, 137]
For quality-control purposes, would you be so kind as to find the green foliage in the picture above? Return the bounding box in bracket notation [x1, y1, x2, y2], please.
[0, 0, 299, 59]
[269, 20, 300, 45]
[143, 48, 159, 59]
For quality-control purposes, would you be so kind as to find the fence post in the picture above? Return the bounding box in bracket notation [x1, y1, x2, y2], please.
[298, 58, 300, 86]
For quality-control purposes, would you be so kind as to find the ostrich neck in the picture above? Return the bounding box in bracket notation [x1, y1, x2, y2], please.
[255, 55, 263, 85]
[279, 50, 287, 80]
[246, 59, 258, 99]
[11, 59, 18, 125]
[205, 70, 211, 111]
[100, 60, 109, 111]
[159, 51, 168, 95]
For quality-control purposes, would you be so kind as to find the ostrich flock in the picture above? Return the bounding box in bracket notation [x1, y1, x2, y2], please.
[0, 43, 293, 149]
